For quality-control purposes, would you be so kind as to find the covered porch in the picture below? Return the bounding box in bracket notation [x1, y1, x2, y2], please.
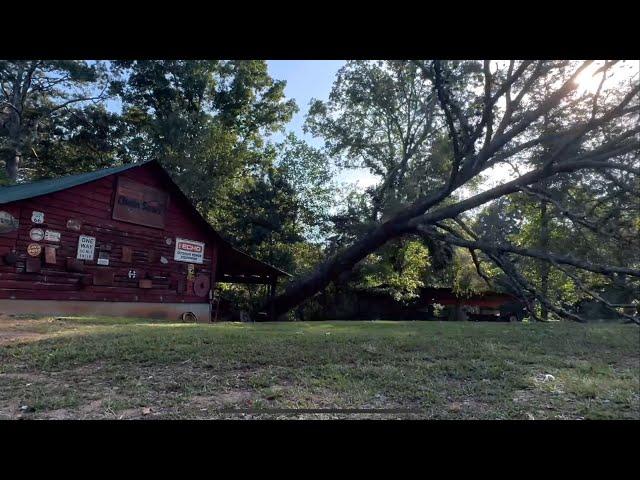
[214, 244, 291, 321]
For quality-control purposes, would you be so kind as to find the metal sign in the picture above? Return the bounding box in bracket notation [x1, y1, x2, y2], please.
[112, 177, 169, 229]
[31, 211, 44, 224]
[66, 219, 82, 231]
[45, 245, 57, 264]
[27, 243, 42, 257]
[77, 235, 96, 260]
[174, 238, 205, 264]
[29, 228, 45, 241]
[97, 251, 110, 266]
[0, 211, 19, 233]
[44, 230, 61, 242]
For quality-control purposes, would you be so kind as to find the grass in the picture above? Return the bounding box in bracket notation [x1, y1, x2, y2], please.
[0, 316, 638, 419]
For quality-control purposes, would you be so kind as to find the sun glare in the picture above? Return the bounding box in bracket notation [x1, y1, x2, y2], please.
[573, 60, 639, 96]
[574, 62, 607, 95]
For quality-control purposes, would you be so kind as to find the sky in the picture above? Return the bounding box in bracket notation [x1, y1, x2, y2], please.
[266, 60, 378, 189]
[266, 60, 344, 146]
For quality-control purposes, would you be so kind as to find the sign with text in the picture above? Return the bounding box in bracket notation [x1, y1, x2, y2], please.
[31, 211, 44, 224]
[112, 177, 169, 229]
[77, 235, 96, 260]
[44, 230, 61, 242]
[174, 238, 205, 264]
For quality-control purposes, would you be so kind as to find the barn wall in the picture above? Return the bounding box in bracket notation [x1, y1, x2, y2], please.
[0, 164, 217, 308]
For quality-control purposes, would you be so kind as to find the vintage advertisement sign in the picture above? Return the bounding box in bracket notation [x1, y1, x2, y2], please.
[77, 235, 96, 260]
[112, 177, 169, 229]
[174, 238, 205, 264]
[27, 243, 42, 257]
[29, 228, 45, 241]
[31, 211, 45, 224]
[44, 230, 61, 242]
[0, 211, 19, 233]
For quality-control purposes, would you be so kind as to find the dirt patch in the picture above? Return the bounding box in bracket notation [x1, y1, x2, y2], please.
[198, 389, 255, 407]
[0, 331, 46, 346]
[0, 315, 58, 345]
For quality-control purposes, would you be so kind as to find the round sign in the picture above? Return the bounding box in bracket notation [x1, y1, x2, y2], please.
[165, 237, 173, 245]
[29, 228, 45, 241]
[193, 274, 210, 297]
[27, 243, 42, 257]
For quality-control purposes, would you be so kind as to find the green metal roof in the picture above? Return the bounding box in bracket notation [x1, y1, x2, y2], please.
[0, 160, 153, 205]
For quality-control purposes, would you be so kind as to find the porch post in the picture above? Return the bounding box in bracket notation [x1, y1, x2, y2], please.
[269, 275, 277, 321]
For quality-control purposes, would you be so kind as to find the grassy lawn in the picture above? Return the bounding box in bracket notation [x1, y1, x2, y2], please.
[0, 315, 638, 419]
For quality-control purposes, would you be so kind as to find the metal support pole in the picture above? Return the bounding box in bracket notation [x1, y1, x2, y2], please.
[269, 276, 277, 322]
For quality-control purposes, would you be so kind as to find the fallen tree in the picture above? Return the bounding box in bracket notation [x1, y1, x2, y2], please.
[267, 60, 639, 323]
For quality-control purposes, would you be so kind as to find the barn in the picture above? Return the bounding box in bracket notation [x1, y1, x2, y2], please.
[0, 160, 289, 322]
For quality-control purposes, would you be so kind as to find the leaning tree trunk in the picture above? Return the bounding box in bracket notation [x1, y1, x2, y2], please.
[269, 219, 408, 317]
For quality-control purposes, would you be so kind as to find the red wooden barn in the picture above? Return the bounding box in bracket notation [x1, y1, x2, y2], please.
[0, 160, 289, 321]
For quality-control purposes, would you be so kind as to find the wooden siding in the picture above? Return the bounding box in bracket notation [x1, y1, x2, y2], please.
[0, 163, 217, 304]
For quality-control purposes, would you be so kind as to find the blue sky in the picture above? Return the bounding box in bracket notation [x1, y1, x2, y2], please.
[266, 60, 344, 146]
[267, 60, 377, 188]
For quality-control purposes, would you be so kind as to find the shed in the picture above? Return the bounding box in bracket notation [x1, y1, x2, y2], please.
[0, 160, 289, 321]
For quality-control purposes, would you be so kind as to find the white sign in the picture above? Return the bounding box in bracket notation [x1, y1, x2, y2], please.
[77, 235, 96, 260]
[31, 211, 45, 224]
[97, 251, 109, 266]
[44, 230, 61, 242]
[29, 228, 45, 241]
[174, 238, 205, 264]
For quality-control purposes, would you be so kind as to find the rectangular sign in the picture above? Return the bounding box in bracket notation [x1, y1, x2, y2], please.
[44, 230, 61, 242]
[45, 245, 57, 264]
[112, 177, 169, 229]
[174, 238, 205, 264]
[97, 251, 110, 266]
[77, 235, 96, 260]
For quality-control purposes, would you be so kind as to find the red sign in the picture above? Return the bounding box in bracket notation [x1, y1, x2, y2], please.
[174, 238, 205, 264]
[177, 241, 203, 253]
[112, 177, 169, 229]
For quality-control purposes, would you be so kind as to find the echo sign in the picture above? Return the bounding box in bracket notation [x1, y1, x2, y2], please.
[174, 238, 205, 264]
